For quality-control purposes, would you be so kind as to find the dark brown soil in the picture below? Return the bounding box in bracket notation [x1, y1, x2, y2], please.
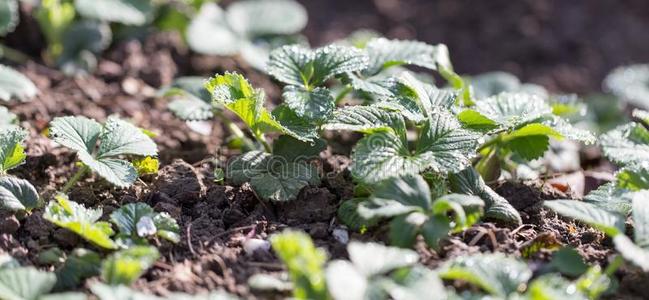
[2, 0, 649, 298]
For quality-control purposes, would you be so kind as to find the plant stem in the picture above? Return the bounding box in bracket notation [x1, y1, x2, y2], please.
[477, 135, 502, 153]
[256, 133, 272, 153]
[214, 111, 256, 151]
[61, 165, 89, 194]
[604, 255, 624, 276]
[0, 45, 30, 64]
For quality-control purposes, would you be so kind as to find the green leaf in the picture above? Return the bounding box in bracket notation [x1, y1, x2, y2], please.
[0, 177, 39, 212]
[468, 71, 522, 100]
[372, 174, 432, 211]
[49, 116, 103, 155]
[337, 198, 379, 231]
[43, 194, 117, 249]
[110, 203, 180, 243]
[0, 65, 38, 102]
[227, 151, 319, 202]
[632, 190, 649, 248]
[363, 39, 450, 75]
[267, 44, 369, 89]
[468, 92, 552, 130]
[544, 200, 625, 237]
[272, 135, 326, 162]
[526, 274, 587, 300]
[0, 128, 26, 173]
[101, 246, 159, 285]
[388, 213, 425, 248]
[50, 116, 158, 188]
[226, 0, 307, 37]
[74, 0, 152, 25]
[55, 248, 101, 290]
[616, 164, 649, 191]
[272, 105, 320, 142]
[322, 105, 405, 136]
[604, 64, 649, 110]
[542, 116, 596, 145]
[432, 194, 484, 231]
[207, 72, 300, 140]
[57, 21, 112, 75]
[0, 267, 56, 300]
[421, 215, 452, 250]
[187, 3, 242, 56]
[271, 230, 328, 300]
[550, 247, 588, 277]
[583, 183, 633, 216]
[0, 106, 18, 130]
[325, 260, 368, 300]
[601, 123, 649, 166]
[376, 76, 457, 123]
[98, 117, 158, 158]
[457, 110, 498, 131]
[439, 253, 532, 297]
[448, 167, 522, 225]
[0, 0, 18, 36]
[347, 241, 419, 277]
[351, 111, 478, 184]
[613, 234, 649, 272]
[388, 266, 447, 300]
[282, 86, 334, 122]
[502, 123, 562, 160]
[163, 77, 214, 121]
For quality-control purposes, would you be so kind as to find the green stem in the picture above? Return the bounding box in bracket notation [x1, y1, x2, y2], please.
[0, 45, 30, 64]
[604, 255, 624, 276]
[61, 165, 89, 194]
[477, 135, 502, 153]
[215, 111, 256, 151]
[255, 133, 272, 153]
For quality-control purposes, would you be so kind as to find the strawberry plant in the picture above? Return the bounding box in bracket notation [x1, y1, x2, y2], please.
[340, 174, 485, 249]
[0, 127, 26, 175]
[110, 202, 180, 245]
[49, 116, 158, 190]
[458, 92, 595, 181]
[187, 0, 307, 69]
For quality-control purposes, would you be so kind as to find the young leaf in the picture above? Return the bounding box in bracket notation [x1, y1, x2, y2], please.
[0, 128, 26, 173]
[448, 167, 522, 225]
[0, 176, 39, 213]
[43, 194, 117, 249]
[267, 44, 369, 89]
[501, 123, 562, 160]
[601, 123, 649, 166]
[439, 253, 532, 297]
[227, 151, 319, 202]
[0, 106, 18, 130]
[543, 200, 625, 237]
[0, 65, 38, 102]
[0, 267, 56, 300]
[225, 0, 307, 37]
[271, 230, 328, 300]
[50, 116, 158, 188]
[74, 0, 153, 25]
[207, 72, 315, 142]
[0, 0, 18, 36]
[101, 246, 159, 285]
[110, 203, 180, 244]
[163, 77, 214, 121]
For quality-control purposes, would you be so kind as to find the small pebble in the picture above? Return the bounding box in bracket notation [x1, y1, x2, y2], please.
[332, 227, 349, 244]
[243, 238, 271, 255]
